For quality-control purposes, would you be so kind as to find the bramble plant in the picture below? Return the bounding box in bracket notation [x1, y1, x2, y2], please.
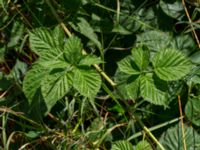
[0, 0, 200, 149]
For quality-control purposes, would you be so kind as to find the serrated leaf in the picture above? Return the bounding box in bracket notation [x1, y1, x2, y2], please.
[29, 28, 61, 55]
[158, 122, 200, 150]
[152, 49, 192, 81]
[170, 34, 196, 55]
[118, 56, 140, 75]
[79, 55, 103, 66]
[111, 140, 133, 150]
[160, 0, 184, 20]
[140, 75, 168, 106]
[73, 67, 101, 98]
[64, 36, 83, 65]
[131, 47, 149, 71]
[136, 30, 171, 52]
[126, 75, 140, 99]
[52, 26, 65, 48]
[41, 71, 73, 111]
[23, 64, 49, 104]
[135, 140, 152, 150]
[185, 98, 200, 126]
[70, 17, 102, 50]
[29, 28, 66, 64]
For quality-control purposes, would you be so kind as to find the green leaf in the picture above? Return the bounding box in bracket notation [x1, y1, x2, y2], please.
[64, 36, 83, 65]
[185, 98, 200, 126]
[52, 26, 65, 48]
[79, 55, 103, 66]
[118, 56, 140, 75]
[70, 17, 102, 50]
[152, 48, 192, 81]
[136, 30, 171, 52]
[190, 51, 200, 64]
[159, 0, 184, 20]
[159, 122, 200, 150]
[23, 64, 49, 104]
[140, 75, 168, 106]
[41, 71, 73, 111]
[135, 140, 152, 150]
[29, 28, 66, 64]
[7, 21, 24, 48]
[29, 28, 61, 55]
[170, 34, 196, 55]
[73, 67, 101, 98]
[126, 75, 140, 99]
[131, 47, 150, 71]
[111, 140, 133, 150]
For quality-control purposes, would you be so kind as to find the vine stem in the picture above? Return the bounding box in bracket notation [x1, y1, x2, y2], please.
[45, 0, 117, 87]
[134, 115, 166, 150]
[182, 0, 200, 48]
[178, 95, 187, 150]
[128, 116, 184, 141]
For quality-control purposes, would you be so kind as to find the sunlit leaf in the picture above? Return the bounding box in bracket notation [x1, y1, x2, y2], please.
[73, 67, 101, 98]
[111, 140, 133, 150]
[131, 47, 149, 71]
[135, 140, 152, 150]
[140, 75, 168, 106]
[23, 64, 49, 104]
[64, 36, 83, 65]
[152, 48, 192, 81]
[118, 56, 140, 75]
[79, 55, 103, 66]
[41, 71, 73, 111]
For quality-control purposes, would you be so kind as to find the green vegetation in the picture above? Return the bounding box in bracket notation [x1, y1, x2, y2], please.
[0, 0, 200, 149]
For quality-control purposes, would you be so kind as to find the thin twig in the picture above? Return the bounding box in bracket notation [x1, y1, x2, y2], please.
[178, 95, 187, 150]
[128, 116, 184, 141]
[134, 115, 166, 150]
[182, 0, 200, 48]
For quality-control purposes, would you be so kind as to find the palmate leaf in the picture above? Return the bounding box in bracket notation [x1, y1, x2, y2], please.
[73, 67, 101, 98]
[111, 140, 133, 150]
[41, 71, 73, 111]
[140, 75, 168, 106]
[152, 48, 192, 81]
